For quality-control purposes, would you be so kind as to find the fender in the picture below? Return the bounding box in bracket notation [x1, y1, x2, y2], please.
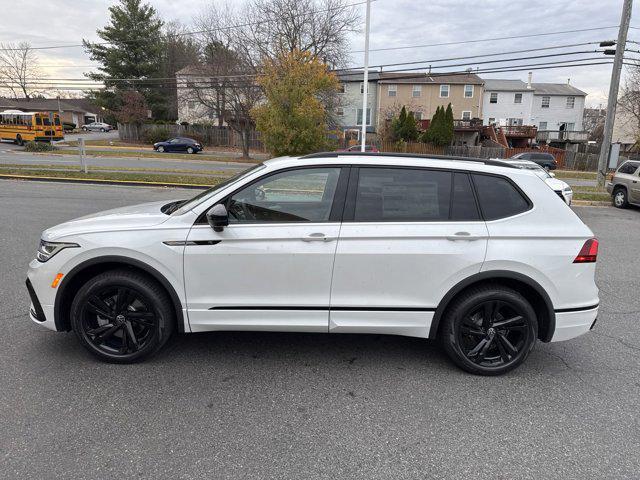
[54, 255, 186, 333]
[428, 270, 556, 342]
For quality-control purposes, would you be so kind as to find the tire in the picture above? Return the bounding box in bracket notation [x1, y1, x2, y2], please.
[15, 135, 23, 146]
[82, 127, 87, 132]
[157, 146, 164, 153]
[100, 128, 106, 132]
[613, 187, 628, 209]
[440, 284, 538, 376]
[187, 147, 194, 154]
[70, 269, 175, 363]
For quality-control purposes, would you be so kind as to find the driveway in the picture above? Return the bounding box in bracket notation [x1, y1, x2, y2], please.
[0, 181, 639, 479]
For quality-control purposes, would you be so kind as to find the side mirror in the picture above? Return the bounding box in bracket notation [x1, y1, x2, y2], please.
[206, 204, 229, 232]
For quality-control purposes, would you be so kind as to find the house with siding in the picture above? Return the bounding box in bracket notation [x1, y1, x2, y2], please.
[335, 70, 380, 143]
[482, 74, 588, 147]
[376, 72, 484, 145]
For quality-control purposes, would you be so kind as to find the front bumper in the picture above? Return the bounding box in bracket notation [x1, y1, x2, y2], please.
[551, 305, 599, 342]
[27, 257, 65, 332]
[606, 182, 613, 194]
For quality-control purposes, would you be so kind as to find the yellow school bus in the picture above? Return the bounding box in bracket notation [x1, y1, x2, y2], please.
[0, 110, 64, 145]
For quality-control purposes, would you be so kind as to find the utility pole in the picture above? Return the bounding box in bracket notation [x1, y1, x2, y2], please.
[360, 0, 371, 152]
[597, 0, 633, 186]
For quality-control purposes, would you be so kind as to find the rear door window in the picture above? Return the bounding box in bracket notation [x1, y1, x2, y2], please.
[451, 173, 480, 221]
[472, 174, 531, 220]
[353, 168, 452, 222]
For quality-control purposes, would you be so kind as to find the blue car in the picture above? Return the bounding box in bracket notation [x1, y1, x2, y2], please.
[153, 137, 203, 154]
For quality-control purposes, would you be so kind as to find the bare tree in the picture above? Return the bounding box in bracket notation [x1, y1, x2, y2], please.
[618, 63, 640, 148]
[0, 42, 43, 99]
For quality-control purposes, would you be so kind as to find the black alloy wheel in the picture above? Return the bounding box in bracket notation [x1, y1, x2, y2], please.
[441, 285, 537, 375]
[71, 270, 174, 363]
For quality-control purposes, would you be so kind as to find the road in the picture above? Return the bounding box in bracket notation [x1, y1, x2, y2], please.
[1, 180, 639, 479]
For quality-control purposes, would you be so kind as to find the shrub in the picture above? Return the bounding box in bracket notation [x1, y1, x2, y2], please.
[143, 126, 172, 144]
[24, 141, 57, 152]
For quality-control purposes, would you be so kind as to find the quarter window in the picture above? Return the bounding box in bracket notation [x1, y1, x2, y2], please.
[354, 168, 452, 222]
[228, 168, 341, 223]
[472, 174, 530, 220]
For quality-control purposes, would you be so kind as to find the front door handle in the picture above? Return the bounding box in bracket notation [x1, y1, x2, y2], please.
[302, 232, 333, 242]
[446, 231, 481, 241]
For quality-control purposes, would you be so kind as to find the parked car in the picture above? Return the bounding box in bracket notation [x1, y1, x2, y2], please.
[510, 152, 557, 170]
[62, 122, 76, 133]
[505, 159, 573, 205]
[606, 160, 640, 208]
[27, 153, 598, 375]
[153, 137, 203, 154]
[337, 144, 379, 153]
[82, 122, 113, 132]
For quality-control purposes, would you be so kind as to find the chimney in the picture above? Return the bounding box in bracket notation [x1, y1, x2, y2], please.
[527, 71, 532, 89]
[567, 78, 571, 85]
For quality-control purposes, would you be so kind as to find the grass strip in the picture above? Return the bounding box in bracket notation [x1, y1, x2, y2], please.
[53, 148, 261, 163]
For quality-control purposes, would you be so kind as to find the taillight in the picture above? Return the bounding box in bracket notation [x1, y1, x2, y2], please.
[574, 238, 598, 263]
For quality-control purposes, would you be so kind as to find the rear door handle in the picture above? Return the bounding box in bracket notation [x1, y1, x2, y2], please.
[302, 233, 333, 242]
[446, 231, 481, 241]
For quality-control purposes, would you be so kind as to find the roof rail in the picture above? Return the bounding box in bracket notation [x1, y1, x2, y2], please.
[299, 151, 517, 168]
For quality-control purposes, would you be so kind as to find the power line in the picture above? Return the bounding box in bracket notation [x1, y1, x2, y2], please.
[0, 0, 373, 52]
[352, 26, 619, 53]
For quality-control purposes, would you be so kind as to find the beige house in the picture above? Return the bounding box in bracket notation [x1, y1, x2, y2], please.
[376, 72, 484, 129]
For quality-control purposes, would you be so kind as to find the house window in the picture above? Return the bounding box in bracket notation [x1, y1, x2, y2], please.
[489, 92, 498, 104]
[541, 96, 550, 108]
[566, 96, 575, 109]
[539, 121, 547, 130]
[387, 84, 397, 97]
[440, 84, 450, 98]
[507, 118, 523, 126]
[360, 82, 365, 94]
[338, 83, 346, 94]
[488, 117, 496, 124]
[411, 111, 423, 120]
[412, 85, 422, 97]
[464, 85, 474, 98]
[336, 107, 344, 117]
[514, 93, 522, 104]
[462, 111, 472, 120]
[357, 108, 371, 126]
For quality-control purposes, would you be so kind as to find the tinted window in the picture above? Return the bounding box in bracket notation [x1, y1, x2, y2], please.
[451, 173, 480, 221]
[473, 174, 530, 220]
[354, 168, 451, 222]
[534, 153, 554, 161]
[618, 162, 639, 174]
[228, 167, 341, 223]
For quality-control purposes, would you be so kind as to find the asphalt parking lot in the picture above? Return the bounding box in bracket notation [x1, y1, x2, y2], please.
[1, 180, 639, 479]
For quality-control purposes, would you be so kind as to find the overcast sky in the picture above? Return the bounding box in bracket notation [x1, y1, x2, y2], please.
[0, 0, 638, 106]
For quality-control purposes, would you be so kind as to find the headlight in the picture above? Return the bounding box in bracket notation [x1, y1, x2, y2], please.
[36, 240, 79, 262]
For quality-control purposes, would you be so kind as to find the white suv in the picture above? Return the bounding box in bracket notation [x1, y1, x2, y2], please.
[26, 153, 599, 375]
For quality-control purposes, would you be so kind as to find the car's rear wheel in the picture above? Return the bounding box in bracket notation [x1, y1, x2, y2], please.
[70, 270, 175, 363]
[187, 147, 194, 154]
[440, 284, 537, 375]
[157, 146, 164, 153]
[613, 187, 628, 208]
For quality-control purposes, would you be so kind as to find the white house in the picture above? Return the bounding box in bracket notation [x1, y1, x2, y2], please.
[336, 70, 380, 142]
[482, 74, 587, 144]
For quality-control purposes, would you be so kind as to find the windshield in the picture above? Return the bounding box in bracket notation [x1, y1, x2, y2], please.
[172, 163, 266, 215]
[512, 162, 550, 179]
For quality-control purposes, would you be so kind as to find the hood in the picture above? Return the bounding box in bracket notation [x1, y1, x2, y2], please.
[42, 199, 177, 240]
[544, 177, 570, 191]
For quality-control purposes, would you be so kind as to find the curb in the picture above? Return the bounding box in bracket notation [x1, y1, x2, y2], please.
[571, 200, 611, 206]
[0, 174, 209, 189]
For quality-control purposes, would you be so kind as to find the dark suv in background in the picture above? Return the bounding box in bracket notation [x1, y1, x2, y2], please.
[510, 152, 557, 170]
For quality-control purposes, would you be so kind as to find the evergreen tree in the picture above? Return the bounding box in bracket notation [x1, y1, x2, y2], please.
[444, 103, 454, 145]
[404, 111, 418, 141]
[391, 106, 408, 141]
[84, 0, 165, 118]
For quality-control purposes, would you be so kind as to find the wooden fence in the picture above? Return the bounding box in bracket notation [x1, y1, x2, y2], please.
[117, 123, 265, 150]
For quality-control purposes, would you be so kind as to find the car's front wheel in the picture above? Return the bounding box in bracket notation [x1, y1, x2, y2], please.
[613, 187, 628, 208]
[440, 284, 537, 375]
[70, 269, 175, 363]
[187, 147, 194, 154]
[157, 146, 164, 153]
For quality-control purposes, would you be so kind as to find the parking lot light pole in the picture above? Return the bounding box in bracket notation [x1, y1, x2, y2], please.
[597, 0, 632, 187]
[360, 0, 371, 152]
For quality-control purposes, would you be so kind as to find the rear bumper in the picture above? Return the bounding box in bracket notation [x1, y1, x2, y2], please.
[551, 305, 598, 342]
